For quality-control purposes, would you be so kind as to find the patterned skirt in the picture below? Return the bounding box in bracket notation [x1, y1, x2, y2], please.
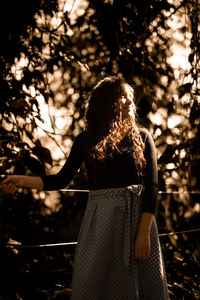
[70, 185, 169, 300]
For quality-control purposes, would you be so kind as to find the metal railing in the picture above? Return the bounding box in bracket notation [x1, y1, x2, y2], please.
[4, 188, 200, 250]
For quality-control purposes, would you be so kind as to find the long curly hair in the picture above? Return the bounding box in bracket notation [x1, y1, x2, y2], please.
[86, 76, 146, 176]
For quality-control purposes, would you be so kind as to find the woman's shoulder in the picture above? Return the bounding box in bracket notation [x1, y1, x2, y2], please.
[139, 127, 150, 137]
[76, 130, 87, 137]
[69, 130, 88, 152]
[73, 130, 89, 148]
[75, 130, 88, 142]
[139, 127, 154, 144]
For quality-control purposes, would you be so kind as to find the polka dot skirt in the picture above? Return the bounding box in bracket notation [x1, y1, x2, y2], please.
[70, 185, 169, 300]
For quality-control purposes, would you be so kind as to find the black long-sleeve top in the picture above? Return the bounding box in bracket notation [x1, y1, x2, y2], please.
[41, 128, 158, 214]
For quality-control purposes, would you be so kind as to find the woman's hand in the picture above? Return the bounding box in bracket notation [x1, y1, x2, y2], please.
[134, 232, 151, 261]
[134, 212, 154, 261]
[0, 175, 43, 193]
[0, 175, 23, 194]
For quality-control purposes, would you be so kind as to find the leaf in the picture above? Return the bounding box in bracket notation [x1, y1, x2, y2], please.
[32, 144, 53, 166]
[25, 130, 34, 141]
[188, 53, 194, 64]
[178, 83, 193, 98]
[189, 100, 200, 126]
[158, 145, 176, 164]
[24, 154, 45, 175]
[11, 99, 29, 111]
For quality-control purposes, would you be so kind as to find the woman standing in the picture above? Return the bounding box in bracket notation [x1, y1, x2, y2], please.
[1, 76, 169, 299]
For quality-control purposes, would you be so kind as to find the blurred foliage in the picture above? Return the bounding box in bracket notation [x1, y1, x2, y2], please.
[0, 0, 200, 299]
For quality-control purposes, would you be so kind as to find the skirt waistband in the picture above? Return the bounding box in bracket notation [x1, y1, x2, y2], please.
[89, 184, 144, 198]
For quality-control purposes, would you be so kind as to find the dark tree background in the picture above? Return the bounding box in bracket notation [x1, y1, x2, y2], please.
[0, 0, 199, 299]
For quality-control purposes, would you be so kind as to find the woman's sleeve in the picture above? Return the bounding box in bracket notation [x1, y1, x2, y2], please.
[41, 132, 86, 191]
[141, 129, 158, 214]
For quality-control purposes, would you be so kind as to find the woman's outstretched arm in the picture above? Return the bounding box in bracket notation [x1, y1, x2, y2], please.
[0, 131, 86, 194]
[0, 175, 43, 194]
